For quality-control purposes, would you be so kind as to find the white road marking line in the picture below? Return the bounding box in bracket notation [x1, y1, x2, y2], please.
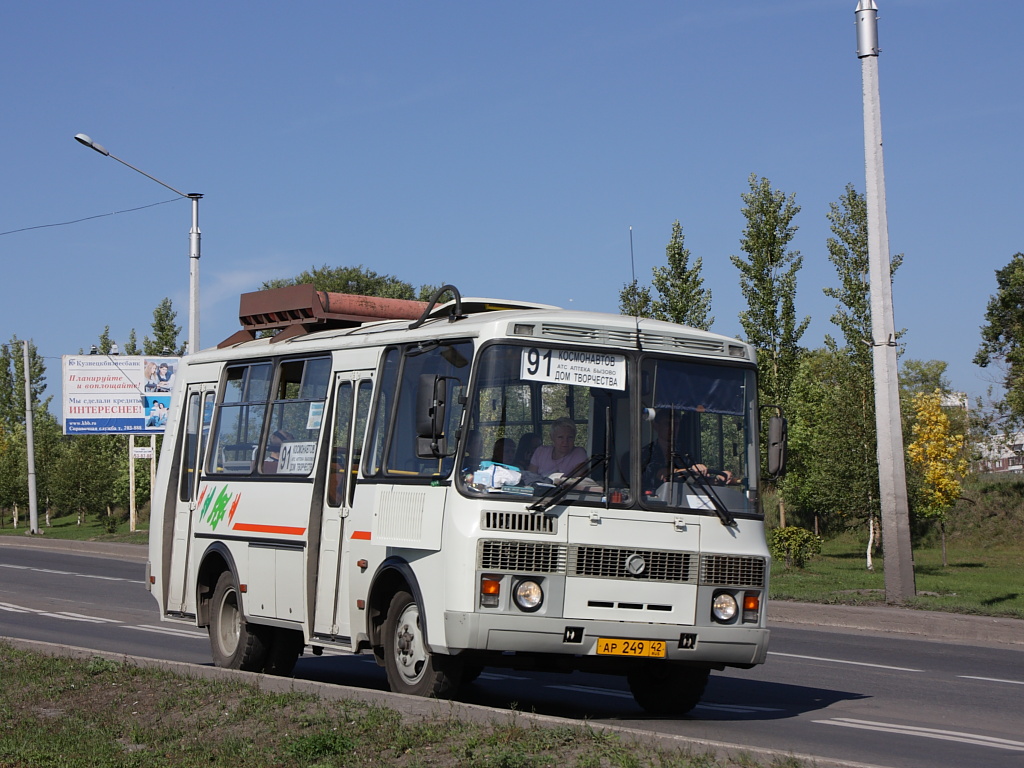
[547, 684, 634, 699]
[0, 563, 135, 583]
[959, 675, 1024, 686]
[695, 703, 785, 713]
[130, 625, 208, 639]
[0, 602, 32, 612]
[815, 718, 1024, 751]
[57, 612, 122, 624]
[38, 612, 108, 623]
[0, 602, 121, 623]
[478, 672, 531, 681]
[769, 651, 921, 672]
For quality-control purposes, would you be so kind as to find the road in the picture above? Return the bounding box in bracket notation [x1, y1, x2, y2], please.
[2, 540, 1022, 768]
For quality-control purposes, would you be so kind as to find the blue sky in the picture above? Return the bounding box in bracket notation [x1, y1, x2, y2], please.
[2, 1, 1020, 404]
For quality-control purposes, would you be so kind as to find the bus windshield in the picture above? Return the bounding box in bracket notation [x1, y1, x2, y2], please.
[458, 343, 759, 517]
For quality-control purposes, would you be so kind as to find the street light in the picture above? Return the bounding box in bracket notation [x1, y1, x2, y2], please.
[74, 133, 202, 354]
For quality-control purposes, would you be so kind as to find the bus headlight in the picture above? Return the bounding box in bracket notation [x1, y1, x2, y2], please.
[711, 592, 738, 622]
[513, 579, 544, 612]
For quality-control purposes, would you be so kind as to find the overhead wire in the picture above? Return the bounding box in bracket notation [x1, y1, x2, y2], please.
[0, 198, 181, 237]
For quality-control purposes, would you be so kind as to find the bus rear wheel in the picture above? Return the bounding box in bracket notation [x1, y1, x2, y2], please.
[627, 665, 710, 716]
[209, 570, 268, 671]
[383, 590, 461, 698]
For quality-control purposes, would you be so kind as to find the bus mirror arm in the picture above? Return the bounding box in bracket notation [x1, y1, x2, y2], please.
[416, 374, 450, 458]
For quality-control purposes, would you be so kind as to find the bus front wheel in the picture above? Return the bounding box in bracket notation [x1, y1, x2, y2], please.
[209, 570, 268, 671]
[627, 665, 710, 715]
[383, 590, 460, 697]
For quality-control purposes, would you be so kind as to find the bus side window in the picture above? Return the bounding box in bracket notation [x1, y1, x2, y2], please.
[208, 363, 272, 475]
[178, 393, 201, 501]
[350, 379, 372, 503]
[328, 381, 354, 507]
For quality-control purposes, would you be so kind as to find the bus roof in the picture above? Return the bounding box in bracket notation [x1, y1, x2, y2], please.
[204, 284, 753, 365]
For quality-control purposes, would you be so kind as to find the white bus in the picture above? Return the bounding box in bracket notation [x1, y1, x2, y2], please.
[147, 284, 785, 714]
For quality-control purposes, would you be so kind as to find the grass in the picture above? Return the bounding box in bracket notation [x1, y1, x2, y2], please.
[769, 531, 1024, 619]
[0, 643, 788, 768]
[0, 511, 149, 546]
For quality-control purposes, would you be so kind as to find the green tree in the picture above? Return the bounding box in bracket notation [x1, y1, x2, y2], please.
[143, 297, 185, 355]
[975, 253, 1024, 425]
[262, 264, 437, 301]
[123, 330, 140, 356]
[618, 221, 713, 330]
[650, 221, 714, 329]
[618, 279, 655, 318]
[0, 337, 55, 527]
[730, 174, 810, 412]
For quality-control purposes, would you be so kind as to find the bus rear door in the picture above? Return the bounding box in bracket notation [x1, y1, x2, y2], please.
[167, 382, 216, 615]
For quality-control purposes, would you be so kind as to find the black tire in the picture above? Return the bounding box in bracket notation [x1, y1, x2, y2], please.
[383, 590, 461, 697]
[208, 570, 269, 671]
[264, 628, 304, 676]
[627, 665, 710, 716]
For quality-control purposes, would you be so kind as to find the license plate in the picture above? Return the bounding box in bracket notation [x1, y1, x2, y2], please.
[595, 638, 667, 658]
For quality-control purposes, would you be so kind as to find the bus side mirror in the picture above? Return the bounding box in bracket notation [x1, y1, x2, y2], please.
[767, 415, 788, 476]
[416, 374, 448, 458]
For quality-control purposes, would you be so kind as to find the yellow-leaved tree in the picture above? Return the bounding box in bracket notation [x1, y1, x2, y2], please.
[907, 390, 968, 566]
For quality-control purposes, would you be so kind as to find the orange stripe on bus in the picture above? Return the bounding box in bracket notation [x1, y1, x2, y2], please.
[232, 523, 307, 536]
[351, 530, 372, 540]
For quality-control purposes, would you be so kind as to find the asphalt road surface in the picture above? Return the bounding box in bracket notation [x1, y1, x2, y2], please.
[2, 539, 1022, 768]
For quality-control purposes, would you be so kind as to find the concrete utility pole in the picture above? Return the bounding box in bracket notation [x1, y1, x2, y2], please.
[23, 341, 40, 535]
[856, 0, 916, 603]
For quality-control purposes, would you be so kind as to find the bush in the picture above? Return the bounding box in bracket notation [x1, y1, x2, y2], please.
[768, 526, 822, 568]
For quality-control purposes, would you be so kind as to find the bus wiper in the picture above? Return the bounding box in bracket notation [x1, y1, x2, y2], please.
[527, 454, 607, 514]
[669, 452, 736, 527]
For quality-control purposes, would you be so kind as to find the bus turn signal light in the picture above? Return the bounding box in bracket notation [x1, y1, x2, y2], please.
[480, 577, 501, 608]
[743, 594, 760, 623]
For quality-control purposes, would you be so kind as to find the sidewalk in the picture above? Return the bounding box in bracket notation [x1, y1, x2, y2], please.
[0, 533, 148, 563]
[769, 599, 1024, 650]
[3, 533, 1022, 650]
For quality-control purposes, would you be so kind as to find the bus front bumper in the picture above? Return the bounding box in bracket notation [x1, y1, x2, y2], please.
[443, 611, 769, 667]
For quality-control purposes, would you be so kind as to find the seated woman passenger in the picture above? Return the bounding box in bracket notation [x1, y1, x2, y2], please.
[529, 418, 588, 479]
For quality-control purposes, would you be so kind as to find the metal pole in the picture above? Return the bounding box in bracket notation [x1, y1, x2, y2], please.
[856, 0, 916, 603]
[188, 194, 202, 353]
[23, 341, 40, 535]
[129, 435, 137, 533]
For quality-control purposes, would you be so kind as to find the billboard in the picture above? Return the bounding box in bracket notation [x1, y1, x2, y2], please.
[62, 355, 181, 435]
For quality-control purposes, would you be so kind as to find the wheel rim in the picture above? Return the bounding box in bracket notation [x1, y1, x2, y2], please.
[392, 601, 427, 686]
[215, 586, 241, 657]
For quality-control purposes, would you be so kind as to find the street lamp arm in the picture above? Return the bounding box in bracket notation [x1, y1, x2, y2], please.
[74, 131, 202, 353]
[74, 133, 192, 199]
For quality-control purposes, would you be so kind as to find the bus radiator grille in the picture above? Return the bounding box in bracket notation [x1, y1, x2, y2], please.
[482, 510, 557, 535]
[478, 540, 567, 574]
[567, 546, 696, 582]
[699, 555, 766, 587]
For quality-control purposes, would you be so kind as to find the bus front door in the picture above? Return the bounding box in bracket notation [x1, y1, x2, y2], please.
[313, 374, 373, 640]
